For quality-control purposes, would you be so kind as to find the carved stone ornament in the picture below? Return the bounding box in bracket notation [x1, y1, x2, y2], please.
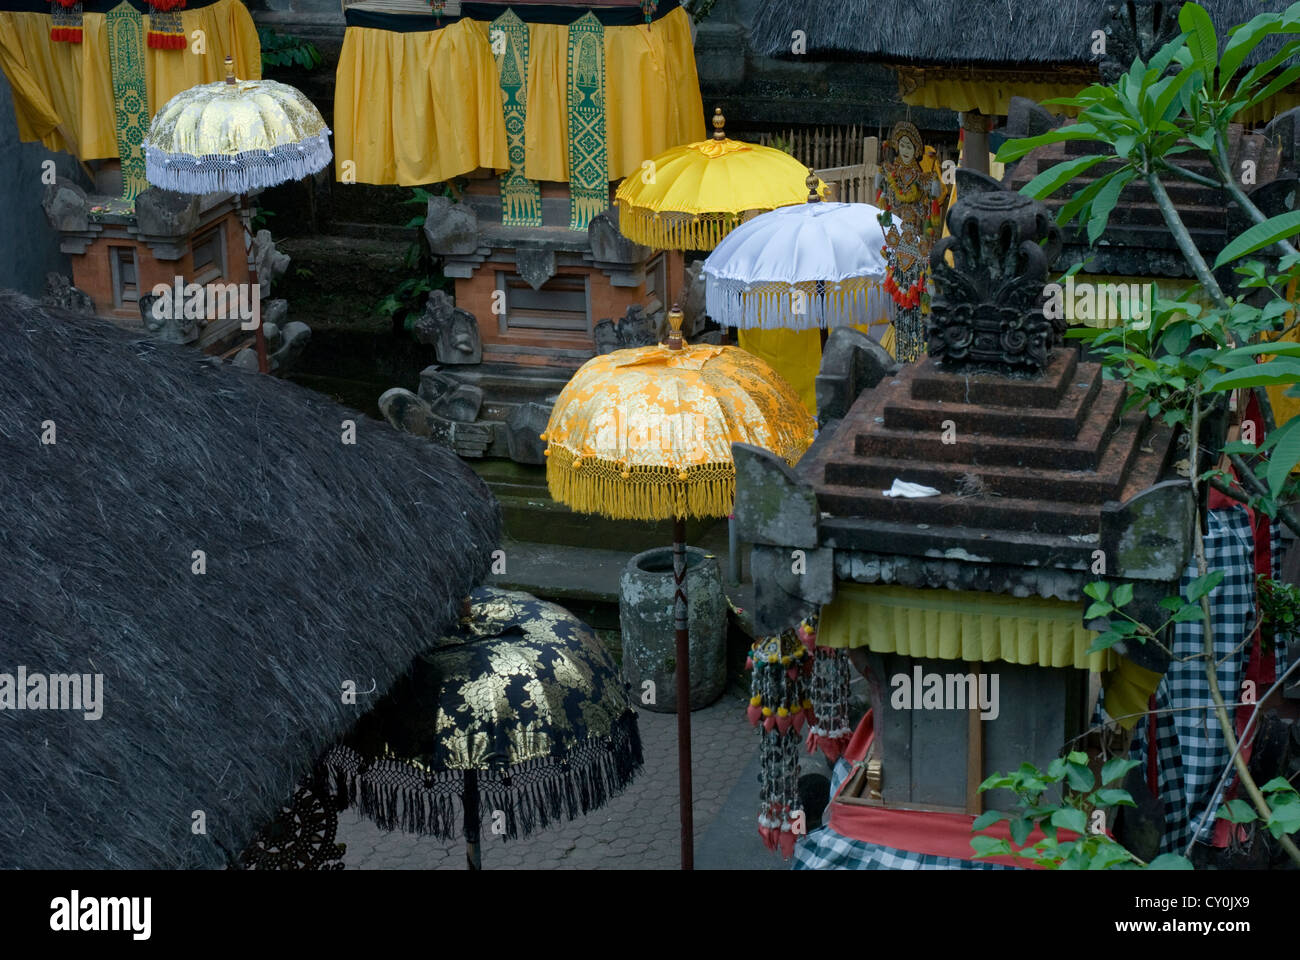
[1099, 0, 1184, 84]
[928, 187, 1063, 373]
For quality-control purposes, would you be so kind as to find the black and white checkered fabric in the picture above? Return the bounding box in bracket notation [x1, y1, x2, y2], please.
[1123, 506, 1256, 851]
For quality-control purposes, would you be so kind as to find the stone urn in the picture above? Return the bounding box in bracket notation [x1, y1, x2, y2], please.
[619, 546, 726, 712]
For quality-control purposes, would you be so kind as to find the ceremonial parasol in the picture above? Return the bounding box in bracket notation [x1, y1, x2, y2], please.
[323, 587, 642, 870]
[613, 108, 828, 251]
[542, 307, 817, 867]
[703, 173, 896, 332]
[142, 55, 332, 371]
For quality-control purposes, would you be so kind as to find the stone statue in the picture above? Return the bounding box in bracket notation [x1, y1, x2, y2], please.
[875, 121, 946, 363]
[412, 290, 482, 365]
[928, 183, 1063, 373]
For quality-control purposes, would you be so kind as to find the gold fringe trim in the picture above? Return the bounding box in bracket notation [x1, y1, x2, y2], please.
[544, 441, 808, 521]
[615, 203, 742, 251]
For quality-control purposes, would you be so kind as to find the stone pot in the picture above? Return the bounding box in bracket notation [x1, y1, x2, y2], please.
[619, 546, 726, 713]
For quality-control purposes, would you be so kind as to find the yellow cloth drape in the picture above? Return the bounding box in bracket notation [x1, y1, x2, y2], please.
[818, 583, 1116, 672]
[1264, 277, 1300, 436]
[902, 76, 1298, 127]
[335, 6, 704, 186]
[737, 328, 821, 416]
[0, 0, 259, 160]
[1101, 657, 1164, 732]
[902, 78, 1085, 119]
[737, 320, 893, 417]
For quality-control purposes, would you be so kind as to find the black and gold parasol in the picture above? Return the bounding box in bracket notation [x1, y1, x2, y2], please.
[324, 587, 642, 868]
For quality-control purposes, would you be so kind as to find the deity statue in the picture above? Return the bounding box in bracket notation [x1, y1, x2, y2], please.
[875, 122, 947, 362]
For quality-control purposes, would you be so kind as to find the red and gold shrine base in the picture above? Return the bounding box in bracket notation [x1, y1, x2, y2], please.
[828, 711, 1086, 869]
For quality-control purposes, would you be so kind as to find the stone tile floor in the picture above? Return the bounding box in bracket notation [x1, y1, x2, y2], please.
[337, 687, 768, 870]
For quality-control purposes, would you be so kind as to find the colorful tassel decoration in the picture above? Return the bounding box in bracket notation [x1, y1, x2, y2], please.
[748, 619, 815, 859]
[806, 638, 853, 764]
[146, 0, 187, 50]
[50, 0, 83, 44]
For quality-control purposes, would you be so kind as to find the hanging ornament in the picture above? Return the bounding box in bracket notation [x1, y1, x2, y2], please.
[50, 0, 83, 44]
[429, 0, 446, 26]
[640, 0, 658, 24]
[747, 619, 814, 859]
[805, 622, 853, 763]
[146, 0, 187, 50]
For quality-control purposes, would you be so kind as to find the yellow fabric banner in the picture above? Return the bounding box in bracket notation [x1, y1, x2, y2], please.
[334, 6, 704, 187]
[818, 582, 1116, 672]
[0, 0, 259, 160]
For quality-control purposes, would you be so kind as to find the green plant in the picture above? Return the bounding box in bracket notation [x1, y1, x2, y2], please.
[1218, 778, 1300, 840]
[258, 28, 324, 71]
[972, 753, 1192, 869]
[377, 276, 432, 326]
[251, 205, 275, 233]
[1257, 576, 1300, 650]
[991, 1, 1300, 868]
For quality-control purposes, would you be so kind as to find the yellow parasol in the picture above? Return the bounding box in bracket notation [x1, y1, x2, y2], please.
[614, 108, 828, 251]
[542, 306, 816, 868]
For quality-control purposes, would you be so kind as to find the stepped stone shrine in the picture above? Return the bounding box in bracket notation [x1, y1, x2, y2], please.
[732, 173, 1194, 816]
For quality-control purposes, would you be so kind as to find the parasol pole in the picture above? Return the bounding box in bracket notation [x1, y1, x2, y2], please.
[223, 55, 270, 375]
[666, 304, 694, 870]
[804, 168, 831, 353]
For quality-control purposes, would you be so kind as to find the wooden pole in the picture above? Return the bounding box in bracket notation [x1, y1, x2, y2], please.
[672, 515, 693, 870]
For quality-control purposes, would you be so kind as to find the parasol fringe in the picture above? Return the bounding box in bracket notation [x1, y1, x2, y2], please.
[321, 710, 643, 844]
[545, 442, 812, 522]
[143, 131, 333, 196]
[614, 203, 744, 252]
[705, 277, 897, 331]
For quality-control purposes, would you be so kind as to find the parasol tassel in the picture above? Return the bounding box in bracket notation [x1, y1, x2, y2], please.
[775, 709, 792, 735]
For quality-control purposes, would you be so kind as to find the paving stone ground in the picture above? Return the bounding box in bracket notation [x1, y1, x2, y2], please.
[337, 687, 773, 870]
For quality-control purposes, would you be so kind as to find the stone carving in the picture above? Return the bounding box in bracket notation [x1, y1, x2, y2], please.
[1264, 106, 1300, 177]
[814, 325, 899, 424]
[252, 229, 290, 297]
[378, 387, 494, 456]
[134, 187, 200, 239]
[42, 272, 94, 316]
[418, 366, 484, 423]
[422, 196, 479, 256]
[42, 179, 89, 233]
[592, 317, 622, 354]
[1003, 96, 1065, 142]
[619, 303, 656, 347]
[589, 210, 649, 263]
[515, 247, 556, 290]
[505, 399, 554, 465]
[680, 260, 707, 337]
[1098, 0, 1182, 84]
[592, 303, 660, 354]
[411, 290, 482, 365]
[928, 185, 1063, 373]
[140, 291, 199, 343]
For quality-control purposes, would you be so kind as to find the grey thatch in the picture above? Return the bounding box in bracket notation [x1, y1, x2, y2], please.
[750, 1, 1291, 64]
[0, 290, 501, 869]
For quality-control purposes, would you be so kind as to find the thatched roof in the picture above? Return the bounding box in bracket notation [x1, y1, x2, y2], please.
[0, 291, 501, 869]
[750, 1, 1287, 65]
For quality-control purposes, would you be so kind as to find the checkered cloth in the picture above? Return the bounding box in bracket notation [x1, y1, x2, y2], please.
[791, 759, 1014, 870]
[1122, 506, 1256, 851]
